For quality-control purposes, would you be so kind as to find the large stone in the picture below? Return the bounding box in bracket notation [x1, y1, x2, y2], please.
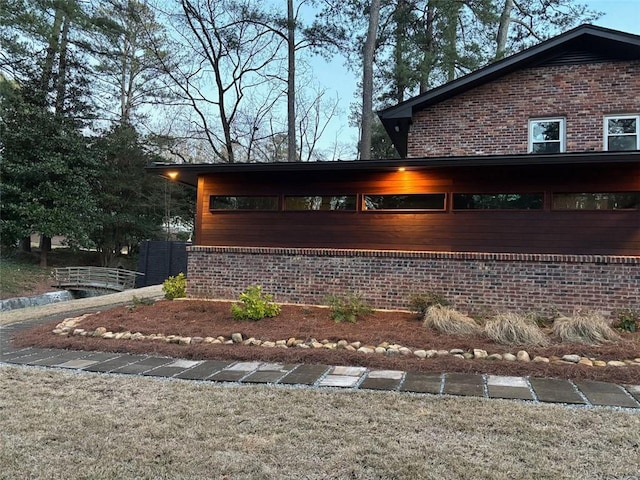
[533, 356, 549, 363]
[578, 358, 593, 367]
[231, 333, 243, 343]
[413, 350, 427, 359]
[399, 347, 412, 356]
[350, 341, 362, 349]
[374, 347, 387, 354]
[178, 336, 192, 345]
[487, 353, 503, 361]
[473, 349, 488, 359]
[386, 349, 400, 357]
[275, 340, 287, 346]
[191, 336, 204, 344]
[337, 340, 349, 348]
[93, 327, 107, 337]
[516, 350, 530, 362]
[607, 361, 627, 367]
[262, 341, 276, 348]
[286, 337, 297, 347]
[562, 354, 581, 363]
[463, 352, 474, 360]
[102, 332, 115, 339]
[437, 350, 450, 357]
[358, 346, 375, 354]
[204, 337, 215, 343]
[344, 345, 356, 352]
[425, 350, 437, 358]
[450, 349, 465, 355]
[593, 360, 607, 367]
[503, 353, 516, 362]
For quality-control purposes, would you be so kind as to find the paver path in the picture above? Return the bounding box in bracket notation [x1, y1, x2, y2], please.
[1, 288, 639, 410]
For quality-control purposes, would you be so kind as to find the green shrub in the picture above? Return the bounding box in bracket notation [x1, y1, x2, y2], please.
[231, 285, 281, 321]
[326, 293, 373, 323]
[409, 292, 450, 316]
[423, 305, 482, 336]
[163, 272, 186, 300]
[615, 309, 638, 333]
[484, 312, 550, 346]
[552, 312, 621, 345]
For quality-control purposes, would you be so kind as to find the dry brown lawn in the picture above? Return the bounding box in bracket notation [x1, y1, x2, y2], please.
[1, 365, 639, 480]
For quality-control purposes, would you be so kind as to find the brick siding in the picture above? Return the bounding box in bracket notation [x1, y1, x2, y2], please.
[187, 246, 639, 318]
[408, 60, 640, 157]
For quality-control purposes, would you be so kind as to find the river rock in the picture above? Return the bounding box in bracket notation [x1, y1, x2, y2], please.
[487, 353, 503, 361]
[414, 349, 427, 358]
[607, 361, 627, 367]
[450, 349, 464, 355]
[516, 350, 530, 362]
[533, 356, 549, 363]
[357, 346, 374, 354]
[593, 360, 607, 367]
[93, 327, 107, 337]
[231, 333, 243, 343]
[562, 354, 581, 363]
[503, 353, 516, 361]
[578, 358, 593, 367]
[473, 349, 488, 359]
[375, 347, 387, 354]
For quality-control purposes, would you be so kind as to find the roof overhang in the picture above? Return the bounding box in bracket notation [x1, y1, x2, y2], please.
[148, 151, 640, 188]
[378, 24, 640, 158]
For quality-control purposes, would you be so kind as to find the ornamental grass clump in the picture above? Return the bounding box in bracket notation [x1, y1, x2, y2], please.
[423, 305, 483, 336]
[552, 312, 621, 345]
[484, 312, 550, 346]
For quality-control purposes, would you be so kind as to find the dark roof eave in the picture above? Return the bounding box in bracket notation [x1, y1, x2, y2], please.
[147, 151, 640, 187]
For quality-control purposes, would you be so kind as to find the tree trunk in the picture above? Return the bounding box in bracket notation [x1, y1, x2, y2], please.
[287, 0, 297, 162]
[19, 236, 32, 252]
[360, 0, 381, 161]
[54, 15, 70, 114]
[41, 1, 64, 101]
[419, 2, 435, 94]
[495, 0, 514, 60]
[39, 235, 52, 267]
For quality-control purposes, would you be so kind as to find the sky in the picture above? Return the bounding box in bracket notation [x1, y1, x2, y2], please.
[312, 0, 640, 159]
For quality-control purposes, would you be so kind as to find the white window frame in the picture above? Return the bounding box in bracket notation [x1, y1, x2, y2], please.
[528, 118, 566, 153]
[604, 115, 640, 151]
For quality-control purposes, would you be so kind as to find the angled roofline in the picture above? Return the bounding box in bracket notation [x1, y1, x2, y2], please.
[377, 24, 640, 157]
[148, 151, 640, 187]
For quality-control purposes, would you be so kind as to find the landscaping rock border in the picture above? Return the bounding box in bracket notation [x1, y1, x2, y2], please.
[53, 315, 640, 369]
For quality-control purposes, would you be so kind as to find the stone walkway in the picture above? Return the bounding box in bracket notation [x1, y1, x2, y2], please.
[1, 292, 639, 410]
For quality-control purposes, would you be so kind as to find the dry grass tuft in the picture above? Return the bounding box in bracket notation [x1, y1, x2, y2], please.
[552, 312, 622, 345]
[484, 312, 550, 346]
[423, 305, 483, 336]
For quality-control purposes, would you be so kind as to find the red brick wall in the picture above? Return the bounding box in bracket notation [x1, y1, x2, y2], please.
[187, 246, 639, 318]
[408, 60, 640, 157]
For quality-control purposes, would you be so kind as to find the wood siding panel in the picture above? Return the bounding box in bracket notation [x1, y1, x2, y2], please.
[195, 164, 640, 256]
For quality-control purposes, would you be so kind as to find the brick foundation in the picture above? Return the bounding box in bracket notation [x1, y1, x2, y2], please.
[186, 246, 639, 318]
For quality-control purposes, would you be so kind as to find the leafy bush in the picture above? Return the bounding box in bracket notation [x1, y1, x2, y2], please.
[423, 305, 482, 336]
[409, 292, 450, 316]
[231, 285, 281, 321]
[163, 272, 186, 300]
[326, 293, 373, 323]
[615, 309, 638, 333]
[552, 312, 621, 345]
[484, 312, 550, 346]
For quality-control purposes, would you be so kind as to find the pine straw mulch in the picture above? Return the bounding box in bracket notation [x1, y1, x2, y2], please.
[11, 299, 640, 385]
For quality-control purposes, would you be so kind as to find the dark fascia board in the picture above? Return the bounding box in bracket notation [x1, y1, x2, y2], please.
[147, 151, 640, 187]
[378, 24, 640, 157]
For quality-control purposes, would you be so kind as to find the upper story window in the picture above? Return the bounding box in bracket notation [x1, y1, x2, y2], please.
[209, 196, 278, 211]
[363, 194, 446, 211]
[529, 118, 565, 153]
[604, 115, 639, 151]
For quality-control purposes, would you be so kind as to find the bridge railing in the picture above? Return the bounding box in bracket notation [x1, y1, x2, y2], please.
[53, 267, 144, 292]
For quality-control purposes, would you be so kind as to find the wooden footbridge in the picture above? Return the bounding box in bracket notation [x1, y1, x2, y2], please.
[53, 267, 144, 293]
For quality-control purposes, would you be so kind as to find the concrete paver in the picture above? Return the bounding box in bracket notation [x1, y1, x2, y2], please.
[111, 357, 174, 375]
[278, 364, 329, 385]
[529, 378, 586, 405]
[399, 372, 442, 394]
[443, 373, 485, 397]
[173, 360, 232, 380]
[574, 380, 640, 409]
[319, 375, 361, 388]
[625, 385, 640, 403]
[241, 370, 287, 383]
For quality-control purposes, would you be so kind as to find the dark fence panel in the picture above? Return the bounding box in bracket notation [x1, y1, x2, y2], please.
[136, 241, 189, 287]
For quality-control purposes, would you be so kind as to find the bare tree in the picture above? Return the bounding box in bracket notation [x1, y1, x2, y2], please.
[151, 0, 283, 163]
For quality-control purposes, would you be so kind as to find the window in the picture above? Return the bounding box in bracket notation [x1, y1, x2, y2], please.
[604, 115, 640, 151]
[363, 194, 446, 210]
[209, 196, 278, 211]
[453, 193, 544, 210]
[552, 192, 640, 210]
[529, 118, 565, 153]
[284, 195, 356, 211]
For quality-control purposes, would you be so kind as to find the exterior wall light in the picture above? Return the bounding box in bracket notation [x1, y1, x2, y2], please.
[167, 171, 179, 180]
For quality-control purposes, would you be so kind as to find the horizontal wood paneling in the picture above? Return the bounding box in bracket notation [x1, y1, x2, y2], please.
[196, 163, 640, 255]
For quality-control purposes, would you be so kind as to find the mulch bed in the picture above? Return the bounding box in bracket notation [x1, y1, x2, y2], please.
[12, 299, 640, 384]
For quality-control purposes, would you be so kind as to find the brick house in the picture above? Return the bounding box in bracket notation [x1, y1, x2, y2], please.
[149, 24, 639, 315]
